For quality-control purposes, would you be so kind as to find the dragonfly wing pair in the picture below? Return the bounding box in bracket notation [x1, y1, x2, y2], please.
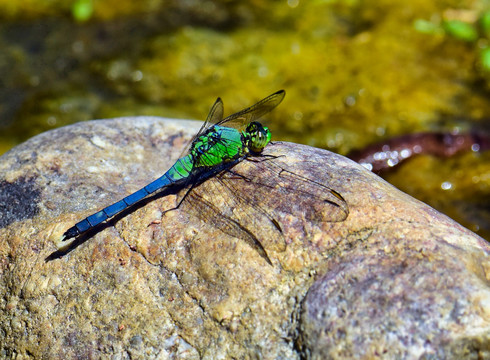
[180, 90, 286, 159]
[176, 154, 349, 265]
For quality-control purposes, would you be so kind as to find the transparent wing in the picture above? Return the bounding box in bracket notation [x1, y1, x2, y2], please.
[217, 158, 349, 223]
[178, 90, 284, 158]
[175, 154, 347, 264]
[198, 96, 224, 137]
[200, 171, 287, 252]
[179, 178, 277, 265]
[216, 90, 285, 129]
[178, 97, 224, 159]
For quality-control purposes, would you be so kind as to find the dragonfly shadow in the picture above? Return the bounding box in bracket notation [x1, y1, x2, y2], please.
[45, 186, 179, 262]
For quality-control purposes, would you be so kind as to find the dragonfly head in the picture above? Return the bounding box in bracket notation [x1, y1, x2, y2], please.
[244, 121, 272, 153]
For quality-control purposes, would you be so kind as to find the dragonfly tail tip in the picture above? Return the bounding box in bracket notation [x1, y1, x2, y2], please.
[60, 227, 79, 242]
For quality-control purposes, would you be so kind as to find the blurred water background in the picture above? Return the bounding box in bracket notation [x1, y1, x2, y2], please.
[1, 0, 489, 240]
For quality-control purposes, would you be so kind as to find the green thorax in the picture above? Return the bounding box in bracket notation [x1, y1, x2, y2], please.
[191, 122, 271, 168]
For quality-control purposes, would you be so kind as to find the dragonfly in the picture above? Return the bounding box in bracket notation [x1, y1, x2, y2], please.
[60, 90, 348, 264]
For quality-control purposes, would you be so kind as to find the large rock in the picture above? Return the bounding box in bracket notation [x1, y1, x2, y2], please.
[0, 117, 489, 359]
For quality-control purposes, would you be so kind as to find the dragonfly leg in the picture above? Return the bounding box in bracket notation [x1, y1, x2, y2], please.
[222, 169, 252, 182]
[246, 154, 285, 163]
[162, 184, 196, 215]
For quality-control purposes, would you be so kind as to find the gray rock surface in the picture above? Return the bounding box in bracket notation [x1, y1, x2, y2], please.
[0, 117, 489, 359]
